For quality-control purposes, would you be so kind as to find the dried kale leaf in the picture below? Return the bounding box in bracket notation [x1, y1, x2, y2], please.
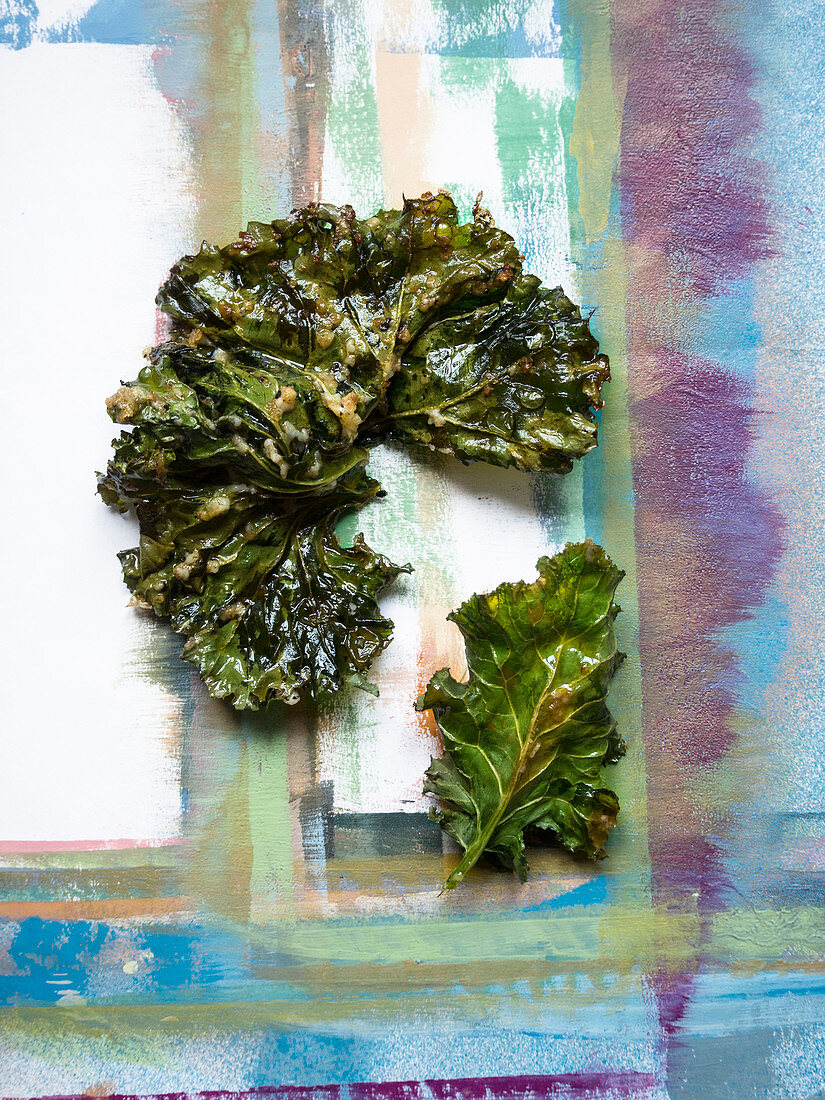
[156, 192, 522, 466]
[372, 275, 609, 474]
[99, 461, 407, 709]
[420, 541, 625, 888]
[103, 343, 370, 499]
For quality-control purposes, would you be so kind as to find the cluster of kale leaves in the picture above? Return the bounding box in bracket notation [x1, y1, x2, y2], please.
[100, 192, 623, 882]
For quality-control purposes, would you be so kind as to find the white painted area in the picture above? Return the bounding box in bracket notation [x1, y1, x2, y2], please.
[423, 53, 506, 217]
[503, 57, 571, 288]
[316, 447, 438, 813]
[33, 0, 95, 33]
[319, 4, 379, 215]
[522, 0, 563, 53]
[442, 464, 560, 605]
[320, 125, 383, 218]
[367, 0, 439, 53]
[369, 0, 562, 55]
[0, 44, 196, 842]
[325, 588, 433, 812]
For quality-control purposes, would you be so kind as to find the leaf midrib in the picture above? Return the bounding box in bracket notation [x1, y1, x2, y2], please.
[447, 564, 589, 883]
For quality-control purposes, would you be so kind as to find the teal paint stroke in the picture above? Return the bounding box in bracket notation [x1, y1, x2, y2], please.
[388, 0, 564, 59]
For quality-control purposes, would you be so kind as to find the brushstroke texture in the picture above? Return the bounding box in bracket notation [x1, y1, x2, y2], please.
[2, 0, 824, 1096]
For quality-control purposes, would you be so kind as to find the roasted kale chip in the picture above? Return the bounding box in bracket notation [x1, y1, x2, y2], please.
[156, 191, 523, 468]
[99, 461, 407, 708]
[420, 541, 625, 888]
[371, 275, 609, 473]
[99, 192, 609, 709]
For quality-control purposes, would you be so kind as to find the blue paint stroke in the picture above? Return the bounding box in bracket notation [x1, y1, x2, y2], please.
[0, 0, 38, 49]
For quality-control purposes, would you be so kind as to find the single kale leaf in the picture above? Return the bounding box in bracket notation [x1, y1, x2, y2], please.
[104, 343, 370, 498]
[371, 275, 610, 474]
[99, 460, 408, 709]
[419, 541, 625, 889]
[156, 191, 522, 466]
[100, 191, 611, 711]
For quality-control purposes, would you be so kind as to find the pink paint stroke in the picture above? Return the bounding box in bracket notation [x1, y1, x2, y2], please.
[0, 838, 183, 854]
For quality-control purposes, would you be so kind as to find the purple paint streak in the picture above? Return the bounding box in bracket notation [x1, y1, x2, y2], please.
[41, 1071, 661, 1100]
[632, 358, 783, 773]
[615, 1, 772, 295]
[611, 0, 783, 1065]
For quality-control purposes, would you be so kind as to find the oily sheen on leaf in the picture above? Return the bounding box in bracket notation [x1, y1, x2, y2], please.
[376, 275, 610, 473]
[419, 541, 625, 889]
[156, 191, 522, 465]
[104, 343, 369, 498]
[99, 463, 408, 709]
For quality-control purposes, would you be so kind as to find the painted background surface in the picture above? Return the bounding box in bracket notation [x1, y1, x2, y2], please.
[1, 0, 823, 1096]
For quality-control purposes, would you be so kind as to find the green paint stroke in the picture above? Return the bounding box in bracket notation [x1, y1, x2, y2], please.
[245, 711, 296, 921]
[558, 0, 651, 901]
[321, 0, 384, 212]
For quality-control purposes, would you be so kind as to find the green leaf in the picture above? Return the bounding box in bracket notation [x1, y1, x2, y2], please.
[101, 463, 409, 709]
[104, 343, 369, 498]
[374, 276, 609, 473]
[155, 191, 522, 459]
[419, 541, 625, 889]
[99, 191, 521, 708]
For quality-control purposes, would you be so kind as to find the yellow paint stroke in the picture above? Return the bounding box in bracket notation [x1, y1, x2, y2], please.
[709, 906, 825, 960]
[192, 0, 259, 240]
[187, 738, 253, 923]
[0, 847, 181, 871]
[564, 3, 651, 916]
[245, 711, 298, 924]
[239, 905, 700, 968]
[0, 897, 194, 921]
[0, 975, 643, 1047]
[569, 5, 627, 243]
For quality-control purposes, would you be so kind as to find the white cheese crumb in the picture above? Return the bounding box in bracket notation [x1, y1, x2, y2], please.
[283, 420, 310, 446]
[173, 549, 201, 581]
[263, 437, 291, 478]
